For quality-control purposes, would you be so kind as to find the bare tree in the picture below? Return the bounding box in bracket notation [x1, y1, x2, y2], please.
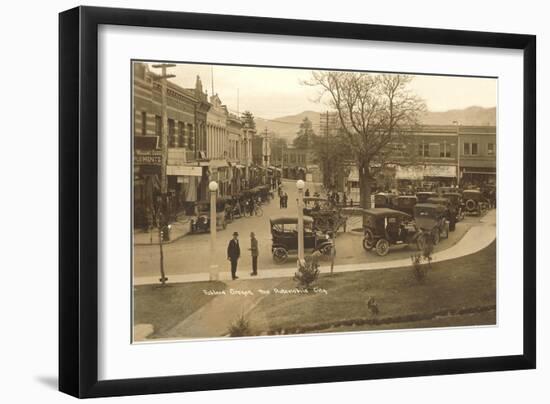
[305, 71, 426, 209]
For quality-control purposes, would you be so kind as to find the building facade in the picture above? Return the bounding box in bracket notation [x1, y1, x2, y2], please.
[133, 63, 210, 226]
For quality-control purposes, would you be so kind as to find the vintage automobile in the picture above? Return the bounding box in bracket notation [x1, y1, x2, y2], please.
[416, 191, 438, 203]
[190, 201, 227, 234]
[270, 216, 334, 263]
[462, 189, 489, 215]
[302, 197, 346, 232]
[437, 186, 461, 196]
[426, 196, 457, 231]
[442, 192, 465, 223]
[392, 195, 417, 216]
[414, 203, 450, 248]
[374, 192, 396, 208]
[362, 208, 419, 256]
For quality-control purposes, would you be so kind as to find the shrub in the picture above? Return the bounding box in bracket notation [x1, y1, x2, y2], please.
[294, 256, 320, 289]
[411, 233, 433, 282]
[227, 313, 252, 337]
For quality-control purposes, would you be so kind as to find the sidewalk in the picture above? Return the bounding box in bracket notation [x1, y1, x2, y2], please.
[134, 210, 496, 285]
[133, 215, 191, 246]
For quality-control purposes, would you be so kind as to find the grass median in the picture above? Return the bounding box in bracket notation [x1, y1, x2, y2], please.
[133, 242, 496, 339]
[247, 241, 496, 335]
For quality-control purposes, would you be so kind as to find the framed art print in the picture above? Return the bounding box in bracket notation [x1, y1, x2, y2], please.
[59, 6, 536, 398]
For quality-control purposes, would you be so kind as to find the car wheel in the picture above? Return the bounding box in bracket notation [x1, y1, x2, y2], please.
[465, 199, 476, 212]
[432, 229, 440, 245]
[375, 239, 390, 256]
[441, 222, 449, 239]
[272, 248, 288, 264]
[362, 229, 375, 251]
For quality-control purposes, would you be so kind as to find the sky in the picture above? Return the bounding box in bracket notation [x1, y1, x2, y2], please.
[147, 62, 497, 120]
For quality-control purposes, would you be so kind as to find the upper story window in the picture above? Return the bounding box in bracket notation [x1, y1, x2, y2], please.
[168, 119, 176, 147]
[418, 143, 429, 157]
[440, 142, 451, 158]
[155, 115, 162, 137]
[141, 111, 147, 136]
[471, 143, 479, 155]
[463, 142, 471, 155]
[487, 143, 495, 155]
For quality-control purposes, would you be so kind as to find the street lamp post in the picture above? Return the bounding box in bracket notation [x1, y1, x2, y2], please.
[209, 181, 219, 281]
[296, 179, 305, 267]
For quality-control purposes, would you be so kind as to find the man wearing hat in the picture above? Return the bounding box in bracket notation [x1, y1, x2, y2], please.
[248, 232, 259, 276]
[227, 232, 241, 280]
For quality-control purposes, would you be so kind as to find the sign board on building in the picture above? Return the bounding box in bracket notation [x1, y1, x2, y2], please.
[134, 149, 162, 165]
[166, 165, 203, 176]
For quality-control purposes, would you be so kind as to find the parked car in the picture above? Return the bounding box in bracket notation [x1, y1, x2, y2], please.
[462, 189, 489, 216]
[416, 191, 438, 203]
[442, 192, 465, 224]
[427, 197, 457, 231]
[303, 197, 346, 233]
[270, 216, 334, 264]
[374, 192, 396, 208]
[190, 201, 227, 234]
[392, 195, 417, 216]
[362, 208, 419, 256]
[414, 203, 450, 248]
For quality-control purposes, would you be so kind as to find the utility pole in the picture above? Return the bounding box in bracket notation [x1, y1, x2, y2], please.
[152, 63, 176, 195]
[152, 63, 175, 286]
[263, 128, 269, 185]
[453, 120, 461, 187]
[325, 111, 330, 188]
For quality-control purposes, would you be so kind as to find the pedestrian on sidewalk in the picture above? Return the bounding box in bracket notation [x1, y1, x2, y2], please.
[227, 231, 240, 280]
[249, 232, 259, 276]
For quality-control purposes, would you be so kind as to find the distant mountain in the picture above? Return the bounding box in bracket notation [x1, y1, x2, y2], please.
[255, 106, 495, 143]
[255, 111, 322, 144]
[419, 106, 496, 126]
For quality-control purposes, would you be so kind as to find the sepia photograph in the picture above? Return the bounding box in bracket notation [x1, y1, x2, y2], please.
[132, 61, 497, 342]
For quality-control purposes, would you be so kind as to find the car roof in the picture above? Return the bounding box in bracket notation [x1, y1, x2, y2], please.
[463, 189, 482, 194]
[396, 195, 417, 199]
[270, 215, 314, 225]
[364, 208, 411, 218]
[427, 197, 449, 203]
[303, 197, 328, 202]
[443, 192, 462, 196]
[415, 203, 446, 210]
[416, 191, 437, 195]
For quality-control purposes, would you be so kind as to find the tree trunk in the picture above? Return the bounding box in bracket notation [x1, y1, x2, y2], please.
[359, 163, 372, 209]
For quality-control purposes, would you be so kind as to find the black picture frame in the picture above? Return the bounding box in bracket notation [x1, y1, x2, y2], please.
[59, 6, 536, 398]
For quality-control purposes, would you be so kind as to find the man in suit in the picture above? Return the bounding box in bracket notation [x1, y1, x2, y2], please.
[227, 231, 240, 280]
[249, 232, 259, 276]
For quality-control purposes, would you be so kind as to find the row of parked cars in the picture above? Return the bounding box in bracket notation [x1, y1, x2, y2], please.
[269, 187, 493, 262]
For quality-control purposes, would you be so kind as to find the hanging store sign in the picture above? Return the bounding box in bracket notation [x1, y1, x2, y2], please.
[166, 165, 203, 176]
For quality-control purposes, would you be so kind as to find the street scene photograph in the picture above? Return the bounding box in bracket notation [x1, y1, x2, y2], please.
[132, 61, 497, 342]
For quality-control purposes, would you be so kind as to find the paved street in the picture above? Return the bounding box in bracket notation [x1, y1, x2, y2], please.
[134, 179, 315, 278]
[134, 179, 489, 281]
